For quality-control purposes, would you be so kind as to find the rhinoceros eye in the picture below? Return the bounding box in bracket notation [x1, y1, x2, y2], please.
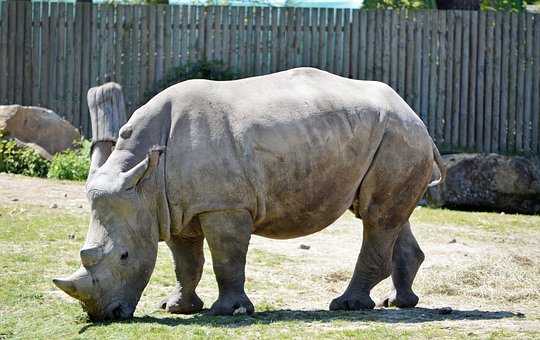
[120, 251, 129, 261]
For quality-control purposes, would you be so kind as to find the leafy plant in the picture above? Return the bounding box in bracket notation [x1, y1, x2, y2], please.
[143, 60, 240, 104]
[481, 0, 526, 11]
[363, 0, 437, 9]
[47, 140, 91, 181]
[0, 135, 50, 178]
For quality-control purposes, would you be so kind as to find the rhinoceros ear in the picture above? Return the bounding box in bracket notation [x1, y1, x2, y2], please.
[121, 146, 165, 190]
[121, 146, 171, 242]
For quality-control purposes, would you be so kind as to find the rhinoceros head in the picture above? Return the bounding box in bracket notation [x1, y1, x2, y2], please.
[53, 145, 170, 321]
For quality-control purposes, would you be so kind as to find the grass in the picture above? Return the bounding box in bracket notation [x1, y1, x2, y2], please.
[1, 204, 539, 339]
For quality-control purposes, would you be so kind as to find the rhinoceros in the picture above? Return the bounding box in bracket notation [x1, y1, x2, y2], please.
[53, 68, 445, 321]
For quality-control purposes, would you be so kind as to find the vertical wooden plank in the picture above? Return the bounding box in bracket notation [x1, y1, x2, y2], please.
[222, 6, 230, 69]
[148, 5, 157, 91]
[90, 4, 99, 87]
[311, 8, 320, 69]
[413, 11, 423, 115]
[476, 11, 486, 152]
[72, 3, 83, 130]
[467, 10, 478, 150]
[246, 7, 255, 74]
[420, 10, 431, 126]
[389, 10, 399, 90]
[79, 3, 92, 135]
[157, 5, 166, 84]
[491, 11, 502, 153]
[334, 9, 343, 75]
[499, 13, 510, 153]
[171, 5, 180, 68]
[522, 13, 534, 153]
[288, 7, 298, 70]
[405, 10, 415, 108]
[444, 11, 454, 148]
[6, 1, 15, 103]
[14, 1, 25, 105]
[215, 6, 223, 64]
[366, 10, 375, 80]
[57, 2, 66, 116]
[533, 14, 540, 153]
[64, 3, 74, 124]
[0, 1, 7, 104]
[197, 6, 205, 62]
[270, 7, 278, 72]
[436, 11, 446, 145]
[302, 8, 311, 68]
[22, 1, 32, 106]
[278, 8, 287, 71]
[238, 7, 247, 75]
[229, 6, 238, 71]
[381, 10, 391, 84]
[263, 7, 271, 74]
[99, 4, 109, 82]
[515, 13, 526, 153]
[459, 11, 470, 148]
[508, 12, 518, 152]
[205, 5, 214, 62]
[48, 3, 58, 111]
[140, 5, 150, 95]
[181, 5, 189, 66]
[483, 11, 494, 152]
[254, 7, 262, 74]
[451, 11, 462, 148]
[374, 10, 383, 81]
[358, 10, 367, 79]
[397, 10, 407, 95]
[31, 3, 40, 106]
[295, 7, 303, 69]
[350, 10, 359, 78]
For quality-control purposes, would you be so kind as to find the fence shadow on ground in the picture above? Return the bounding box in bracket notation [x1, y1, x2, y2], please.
[78, 307, 523, 333]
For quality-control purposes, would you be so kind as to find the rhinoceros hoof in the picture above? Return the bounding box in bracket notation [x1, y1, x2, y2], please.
[160, 293, 204, 314]
[208, 294, 255, 316]
[329, 293, 375, 311]
[378, 290, 419, 308]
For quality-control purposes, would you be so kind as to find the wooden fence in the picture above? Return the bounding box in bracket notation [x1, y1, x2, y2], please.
[0, 2, 539, 154]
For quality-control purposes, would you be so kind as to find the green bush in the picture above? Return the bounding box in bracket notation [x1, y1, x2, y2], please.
[0, 136, 50, 177]
[481, 0, 525, 11]
[363, 0, 437, 9]
[47, 140, 91, 181]
[143, 60, 240, 104]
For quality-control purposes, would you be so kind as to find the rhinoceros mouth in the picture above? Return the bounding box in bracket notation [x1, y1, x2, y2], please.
[85, 301, 135, 322]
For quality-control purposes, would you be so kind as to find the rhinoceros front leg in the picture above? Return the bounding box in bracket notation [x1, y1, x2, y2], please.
[378, 221, 424, 308]
[199, 209, 254, 316]
[160, 234, 205, 314]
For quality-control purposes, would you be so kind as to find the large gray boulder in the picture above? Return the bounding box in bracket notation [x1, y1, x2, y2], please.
[426, 153, 540, 214]
[0, 105, 80, 160]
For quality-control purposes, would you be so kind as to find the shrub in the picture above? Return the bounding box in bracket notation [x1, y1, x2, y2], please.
[481, 0, 526, 11]
[143, 60, 240, 104]
[47, 140, 91, 181]
[363, 0, 437, 9]
[0, 136, 50, 178]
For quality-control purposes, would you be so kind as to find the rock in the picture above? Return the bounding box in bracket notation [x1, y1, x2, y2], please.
[448, 238, 457, 244]
[426, 153, 540, 214]
[0, 105, 80, 160]
[11, 198, 18, 202]
[49, 203, 58, 209]
[68, 233, 76, 240]
[299, 244, 311, 250]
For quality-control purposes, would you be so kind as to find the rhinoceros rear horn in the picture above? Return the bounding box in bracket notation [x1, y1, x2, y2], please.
[53, 267, 93, 301]
[87, 82, 127, 175]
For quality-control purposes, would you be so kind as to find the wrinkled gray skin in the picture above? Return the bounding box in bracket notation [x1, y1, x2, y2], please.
[54, 68, 445, 321]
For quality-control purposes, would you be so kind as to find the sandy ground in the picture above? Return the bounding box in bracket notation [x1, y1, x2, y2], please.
[1, 173, 539, 336]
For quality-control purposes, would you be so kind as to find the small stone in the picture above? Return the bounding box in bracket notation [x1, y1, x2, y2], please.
[233, 306, 247, 315]
[11, 198, 18, 202]
[49, 203, 58, 209]
[78, 204, 83, 208]
[299, 244, 311, 250]
[516, 312, 525, 318]
[64, 193, 68, 198]
[437, 307, 453, 315]
[448, 238, 457, 244]
[68, 233, 75, 240]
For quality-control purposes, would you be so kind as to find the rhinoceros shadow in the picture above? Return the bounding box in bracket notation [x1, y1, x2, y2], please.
[78, 307, 522, 332]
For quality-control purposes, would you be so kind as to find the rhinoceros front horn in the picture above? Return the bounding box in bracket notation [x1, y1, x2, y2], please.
[53, 267, 93, 301]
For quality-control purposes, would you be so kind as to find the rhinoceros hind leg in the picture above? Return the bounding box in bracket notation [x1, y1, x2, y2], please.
[378, 221, 424, 308]
[160, 234, 205, 314]
[199, 209, 255, 316]
[330, 131, 432, 311]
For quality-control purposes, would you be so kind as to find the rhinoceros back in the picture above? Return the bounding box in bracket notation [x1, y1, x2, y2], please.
[164, 68, 418, 238]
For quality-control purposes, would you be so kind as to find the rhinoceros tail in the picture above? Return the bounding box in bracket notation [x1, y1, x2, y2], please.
[428, 140, 446, 187]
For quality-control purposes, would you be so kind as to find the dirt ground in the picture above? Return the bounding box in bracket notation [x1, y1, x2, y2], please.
[1, 173, 539, 338]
